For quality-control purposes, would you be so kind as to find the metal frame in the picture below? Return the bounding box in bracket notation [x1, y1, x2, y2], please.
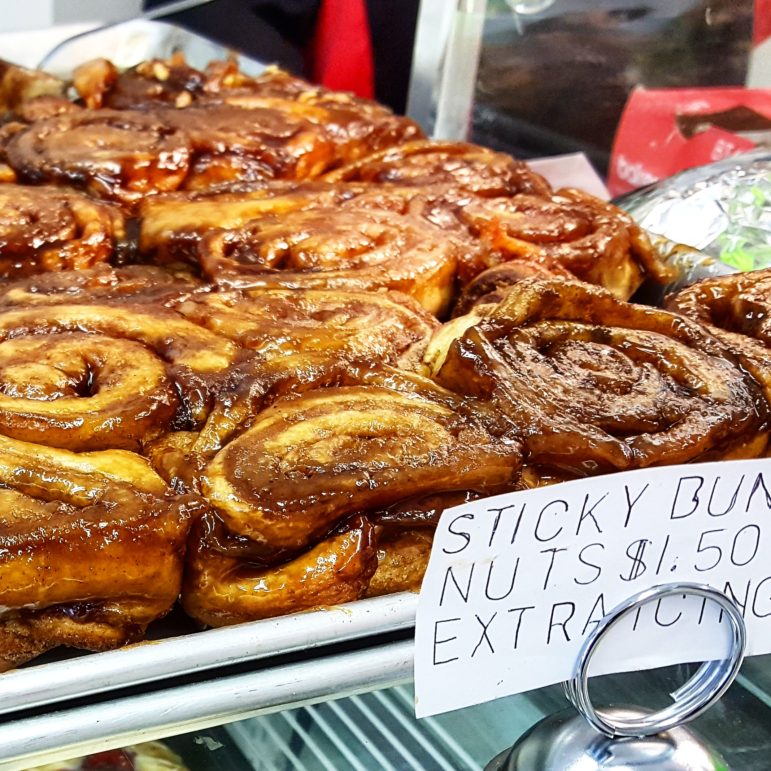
[0, 593, 417, 719]
[0, 639, 414, 770]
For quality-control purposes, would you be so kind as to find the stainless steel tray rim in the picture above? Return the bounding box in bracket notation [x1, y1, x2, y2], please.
[0, 593, 417, 719]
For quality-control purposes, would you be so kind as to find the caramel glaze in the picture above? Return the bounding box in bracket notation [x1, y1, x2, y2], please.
[138, 182, 466, 267]
[76, 56, 204, 110]
[322, 139, 552, 198]
[182, 514, 377, 627]
[162, 104, 338, 191]
[666, 269, 771, 402]
[0, 298, 238, 449]
[197, 206, 462, 316]
[458, 189, 676, 297]
[6, 109, 191, 210]
[198, 368, 521, 555]
[452, 261, 574, 317]
[0, 264, 204, 308]
[0, 435, 196, 669]
[0, 185, 125, 278]
[428, 278, 770, 475]
[177, 288, 439, 454]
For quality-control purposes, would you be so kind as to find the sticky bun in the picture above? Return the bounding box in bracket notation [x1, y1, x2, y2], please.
[182, 514, 377, 627]
[666, 269, 771, 402]
[6, 109, 191, 209]
[0, 299, 238, 448]
[0, 184, 125, 277]
[197, 369, 520, 554]
[458, 189, 675, 298]
[0, 435, 195, 669]
[428, 279, 769, 474]
[323, 139, 551, 198]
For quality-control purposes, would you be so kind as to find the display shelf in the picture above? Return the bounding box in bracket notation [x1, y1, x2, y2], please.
[0, 638, 413, 770]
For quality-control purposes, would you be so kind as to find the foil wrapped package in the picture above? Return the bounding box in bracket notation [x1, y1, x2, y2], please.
[619, 150, 771, 274]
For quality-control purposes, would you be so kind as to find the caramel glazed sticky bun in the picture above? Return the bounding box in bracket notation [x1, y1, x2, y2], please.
[0, 51, 764, 669]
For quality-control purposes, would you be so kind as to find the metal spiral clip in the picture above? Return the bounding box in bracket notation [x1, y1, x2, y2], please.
[487, 582, 747, 770]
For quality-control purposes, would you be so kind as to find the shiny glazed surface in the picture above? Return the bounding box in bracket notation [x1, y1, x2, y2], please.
[0, 52, 762, 663]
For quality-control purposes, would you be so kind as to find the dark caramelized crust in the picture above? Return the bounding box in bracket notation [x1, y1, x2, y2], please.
[0, 185, 125, 278]
[429, 279, 769, 474]
[197, 64, 423, 165]
[5, 109, 191, 209]
[458, 189, 675, 297]
[0, 435, 194, 668]
[453, 261, 574, 316]
[0, 264, 203, 307]
[163, 105, 337, 191]
[0, 300, 237, 448]
[138, 182, 456, 264]
[323, 139, 551, 198]
[197, 206, 461, 315]
[666, 269, 771, 402]
[80, 55, 204, 110]
[366, 528, 434, 598]
[178, 288, 439, 455]
[200, 370, 520, 553]
[182, 514, 377, 627]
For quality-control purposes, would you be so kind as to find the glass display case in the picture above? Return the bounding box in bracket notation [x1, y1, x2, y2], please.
[0, 5, 769, 770]
[14, 649, 771, 769]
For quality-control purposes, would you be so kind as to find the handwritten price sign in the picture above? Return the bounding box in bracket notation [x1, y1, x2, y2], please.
[414, 459, 771, 717]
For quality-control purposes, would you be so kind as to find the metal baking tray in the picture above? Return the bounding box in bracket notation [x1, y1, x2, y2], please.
[38, 18, 266, 78]
[0, 638, 415, 770]
[0, 593, 417, 719]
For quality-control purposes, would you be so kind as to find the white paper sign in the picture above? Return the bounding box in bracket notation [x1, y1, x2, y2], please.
[415, 458, 771, 717]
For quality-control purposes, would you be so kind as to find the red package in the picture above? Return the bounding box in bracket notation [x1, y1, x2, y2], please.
[608, 87, 771, 197]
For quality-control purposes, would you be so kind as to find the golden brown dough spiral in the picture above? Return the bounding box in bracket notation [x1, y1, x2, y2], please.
[197, 206, 462, 315]
[0, 301, 238, 449]
[138, 182, 461, 268]
[322, 139, 551, 198]
[194, 65, 423, 166]
[5, 109, 191, 209]
[0, 184, 125, 278]
[0, 435, 195, 668]
[665, 269, 771, 402]
[199, 369, 521, 554]
[162, 105, 338, 191]
[148, 289, 440, 482]
[428, 278, 770, 474]
[182, 514, 377, 627]
[0, 264, 203, 308]
[452, 261, 575, 317]
[459, 189, 675, 298]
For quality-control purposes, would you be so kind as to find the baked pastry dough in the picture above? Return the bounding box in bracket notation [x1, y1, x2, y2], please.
[459, 189, 675, 298]
[6, 109, 191, 209]
[182, 514, 377, 627]
[198, 370, 520, 554]
[666, 269, 771, 402]
[322, 139, 551, 197]
[0, 299, 237, 448]
[0, 184, 125, 277]
[0, 435, 194, 669]
[429, 278, 770, 473]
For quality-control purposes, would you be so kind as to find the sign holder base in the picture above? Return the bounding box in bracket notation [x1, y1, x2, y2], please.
[486, 582, 746, 770]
